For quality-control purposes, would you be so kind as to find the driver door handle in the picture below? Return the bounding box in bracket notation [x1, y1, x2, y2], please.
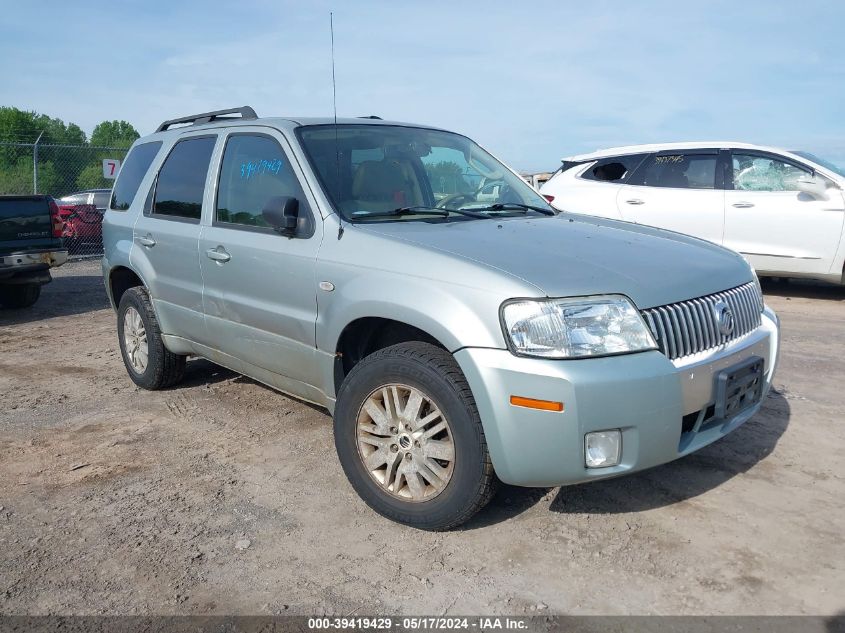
[625, 199, 645, 205]
[137, 234, 156, 247]
[206, 247, 231, 263]
[732, 202, 755, 208]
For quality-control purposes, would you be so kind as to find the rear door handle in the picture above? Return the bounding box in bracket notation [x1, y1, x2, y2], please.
[732, 202, 755, 208]
[206, 247, 231, 263]
[625, 199, 645, 205]
[137, 234, 156, 247]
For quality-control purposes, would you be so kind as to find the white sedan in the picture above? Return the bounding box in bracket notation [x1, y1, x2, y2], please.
[540, 142, 845, 284]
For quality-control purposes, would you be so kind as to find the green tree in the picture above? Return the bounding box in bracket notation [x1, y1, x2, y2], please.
[0, 108, 140, 196]
[76, 120, 139, 192]
[0, 158, 34, 194]
[90, 120, 139, 148]
[0, 157, 58, 195]
[0, 106, 87, 145]
[0, 107, 40, 143]
[424, 161, 473, 194]
[0, 106, 90, 195]
[38, 116, 86, 145]
[76, 163, 112, 190]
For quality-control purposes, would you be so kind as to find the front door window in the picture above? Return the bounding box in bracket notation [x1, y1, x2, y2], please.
[216, 134, 310, 229]
[732, 154, 808, 192]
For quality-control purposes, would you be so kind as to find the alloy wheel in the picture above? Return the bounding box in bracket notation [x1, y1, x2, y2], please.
[122, 306, 148, 373]
[356, 383, 455, 502]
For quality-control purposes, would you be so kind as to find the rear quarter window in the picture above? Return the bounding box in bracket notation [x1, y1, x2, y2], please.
[579, 154, 648, 183]
[110, 141, 163, 211]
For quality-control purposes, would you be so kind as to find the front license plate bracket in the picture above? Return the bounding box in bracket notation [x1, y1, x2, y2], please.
[714, 356, 764, 421]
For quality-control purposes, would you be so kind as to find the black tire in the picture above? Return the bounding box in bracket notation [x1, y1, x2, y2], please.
[334, 342, 497, 530]
[117, 286, 186, 390]
[0, 283, 41, 309]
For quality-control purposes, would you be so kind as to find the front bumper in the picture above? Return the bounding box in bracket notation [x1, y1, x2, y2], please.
[454, 306, 780, 487]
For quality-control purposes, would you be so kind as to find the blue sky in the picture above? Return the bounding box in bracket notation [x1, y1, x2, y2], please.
[1, 1, 843, 172]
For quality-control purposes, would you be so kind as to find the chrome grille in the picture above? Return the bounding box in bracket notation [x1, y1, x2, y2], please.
[641, 282, 763, 361]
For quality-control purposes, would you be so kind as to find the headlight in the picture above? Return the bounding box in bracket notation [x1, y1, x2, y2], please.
[501, 295, 657, 359]
[741, 256, 763, 307]
[751, 268, 763, 306]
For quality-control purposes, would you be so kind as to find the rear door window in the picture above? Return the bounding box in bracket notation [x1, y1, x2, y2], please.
[152, 136, 216, 221]
[634, 153, 718, 189]
[580, 154, 648, 183]
[110, 141, 162, 211]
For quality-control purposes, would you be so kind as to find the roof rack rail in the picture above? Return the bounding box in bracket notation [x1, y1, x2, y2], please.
[155, 106, 258, 132]
[358, 115, 382, 120]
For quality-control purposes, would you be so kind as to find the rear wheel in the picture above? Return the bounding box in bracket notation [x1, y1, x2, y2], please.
[0, 283, 41, 309]
[117, 287, 185, 389]
[334, 342, 497, 530]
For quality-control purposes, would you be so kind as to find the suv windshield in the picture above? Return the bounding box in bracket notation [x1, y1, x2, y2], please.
[297, 124, 552, 222]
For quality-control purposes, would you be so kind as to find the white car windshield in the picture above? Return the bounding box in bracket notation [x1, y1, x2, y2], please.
[298, 124, 552, 222]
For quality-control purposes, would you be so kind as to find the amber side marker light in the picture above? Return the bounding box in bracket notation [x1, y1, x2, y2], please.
[509, 395, 564, 412]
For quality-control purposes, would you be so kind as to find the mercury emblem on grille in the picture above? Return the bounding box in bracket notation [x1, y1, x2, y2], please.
[713, 300, 735, 336]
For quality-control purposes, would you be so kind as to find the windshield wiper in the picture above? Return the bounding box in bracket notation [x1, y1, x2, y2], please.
[396, 205, 492, 219]
[469, 203, 556, 216]
[350, 206, 449, 219]
[438, 206, 492, 219]
[350, 205, 489, 220]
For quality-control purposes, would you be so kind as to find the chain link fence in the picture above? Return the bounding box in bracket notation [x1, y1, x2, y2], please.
[0, 141, 130, 259]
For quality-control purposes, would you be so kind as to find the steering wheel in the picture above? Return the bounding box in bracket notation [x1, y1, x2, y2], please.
[435, 192, 477, 209]
[498, 184, 521, 205]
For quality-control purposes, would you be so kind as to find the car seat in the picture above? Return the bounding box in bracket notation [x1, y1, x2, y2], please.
[659, 161, 689, 188]
[351, 159, 424, 212]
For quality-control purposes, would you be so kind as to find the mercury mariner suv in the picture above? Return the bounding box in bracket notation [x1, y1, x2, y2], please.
[102, 107, 780, 530]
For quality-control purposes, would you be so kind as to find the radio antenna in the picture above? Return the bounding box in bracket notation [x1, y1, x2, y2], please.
[330, 12, 344, 239]
[330, 12, 338, 126]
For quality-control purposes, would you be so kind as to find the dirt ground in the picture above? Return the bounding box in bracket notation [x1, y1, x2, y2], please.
[1, 260, 843, 616]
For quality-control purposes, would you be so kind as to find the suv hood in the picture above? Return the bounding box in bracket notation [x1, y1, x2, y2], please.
[357, 214, 752, 310]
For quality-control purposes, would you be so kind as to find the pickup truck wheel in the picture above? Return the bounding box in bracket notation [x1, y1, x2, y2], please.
[0, 283, 41, 309]
[117, 287, 185, 390]
[334, 342, 496, 530]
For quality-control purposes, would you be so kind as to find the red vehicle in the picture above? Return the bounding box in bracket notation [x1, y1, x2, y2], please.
[56, 202, 104, 250]
[56, 189, 110, 254]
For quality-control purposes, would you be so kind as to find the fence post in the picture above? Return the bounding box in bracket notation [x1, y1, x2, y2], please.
[32, 131, 44, 194]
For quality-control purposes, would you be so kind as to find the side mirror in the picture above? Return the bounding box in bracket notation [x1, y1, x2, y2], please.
[262, 196, 299, 237]
[796, 174, 829, 200]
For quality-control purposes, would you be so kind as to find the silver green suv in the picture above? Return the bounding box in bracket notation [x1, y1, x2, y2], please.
[102, 107, 780, 530]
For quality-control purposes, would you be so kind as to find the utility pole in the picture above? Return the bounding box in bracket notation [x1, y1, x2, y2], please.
[33, 131, 44, 194]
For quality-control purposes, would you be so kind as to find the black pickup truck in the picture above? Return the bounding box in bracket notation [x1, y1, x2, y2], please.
[0, 195, 68, 308]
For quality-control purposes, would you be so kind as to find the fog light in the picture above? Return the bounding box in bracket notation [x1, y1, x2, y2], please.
[585, 430, 621, 468]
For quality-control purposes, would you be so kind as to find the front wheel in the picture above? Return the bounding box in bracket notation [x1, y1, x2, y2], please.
[117, 287, 186, 390]
[334, 342, 497, 530]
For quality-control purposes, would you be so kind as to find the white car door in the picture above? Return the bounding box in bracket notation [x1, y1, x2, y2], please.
[724, 151, 845, 276]
[616, 150, 725, 245]
[542, 154, 648, 219]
